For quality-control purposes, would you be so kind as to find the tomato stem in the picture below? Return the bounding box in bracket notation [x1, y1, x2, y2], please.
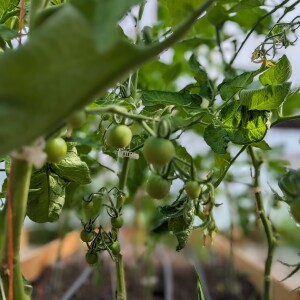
[248, 146, 276, 300]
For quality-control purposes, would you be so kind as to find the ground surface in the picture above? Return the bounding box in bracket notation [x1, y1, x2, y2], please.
[31, 244, 261, 300]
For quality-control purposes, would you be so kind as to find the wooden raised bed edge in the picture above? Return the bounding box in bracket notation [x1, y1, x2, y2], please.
[20, 228, 300, 300]
[21, 230, 82, 281]
[198, 233, 300, 300]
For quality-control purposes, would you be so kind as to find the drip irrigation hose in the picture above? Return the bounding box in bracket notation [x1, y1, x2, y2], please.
[155, 247, 173, 300]
[60, 267, 93, 300]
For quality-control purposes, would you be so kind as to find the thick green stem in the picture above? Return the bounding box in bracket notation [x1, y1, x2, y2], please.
[114, 157, 130, 300]
[0, 159, 32, 300]
[115, 255, 126, 300]
[248, 147, 276, 300]
[12, 159, 32, 300]
[214, 145, 248, 188]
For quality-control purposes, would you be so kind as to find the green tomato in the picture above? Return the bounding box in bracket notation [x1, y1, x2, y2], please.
[185, 181, 201, 199]
[110, 241, 121, 255]
[45, 137, 67, 163]
[146, 174, 171, 199]
[143, 136, 175, 166]
[106, 125, 132, 148]
[289, 198, 300, 224]
[111, 216, 124, 229]
[85, 252, 98, 265]
[80, 230, 95, 243]
[67, 110, 86, 128]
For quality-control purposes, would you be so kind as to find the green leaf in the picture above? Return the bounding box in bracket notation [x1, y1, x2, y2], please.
[230, 0, 264, 12]
[168, 200, 195, 251]
[259, 55, 292, 86]
[222, 103, 270, 145]
[188, 54, 208, 84]
[252, 140, 271, 150]
[27, 171, 66, 223]
[203, 125, 229, 154]
[207, 4, 228, 28]
[141, 90, 201, 108]
[240, 82, 291, 110]
[0, 24, 17, 39]
[51, 143, 91, 184]
[159, 0, 202, 25]
[64, 182, 81, 209]
[230, 8, 271, 34]
[0, 2, 194, 157]
[94, 0, 144, 52]
[219, 71, 257, 101]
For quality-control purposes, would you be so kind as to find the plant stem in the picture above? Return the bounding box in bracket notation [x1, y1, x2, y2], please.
[271, 114, 300, 127]
[114, 157, 130, 300]
[86, 106, 159, 123]
[248, 147, 276, 300]
[229, 0, 290, 66]
[1, 159, 32, 300]
[214, 145, 248, 188]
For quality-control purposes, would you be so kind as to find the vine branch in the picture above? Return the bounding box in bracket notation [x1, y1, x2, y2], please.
[248, 146, 276, 300]
[229, 0, 290, 66]
[214, 145, 248, 188]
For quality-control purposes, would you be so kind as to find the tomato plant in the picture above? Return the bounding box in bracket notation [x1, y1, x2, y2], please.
[111, 216, 124, 229]
[1, 1, 300, 300]
[185, 181, 201, 199]
[44, 137, 67, 163]
[142, 136, 175, 166]
[146, 173, 171, 199]
[85, 252, 98, 265]
[106, 125, 132, 149]
[110, 241, 121, 256]
[80, 229, 95, 243]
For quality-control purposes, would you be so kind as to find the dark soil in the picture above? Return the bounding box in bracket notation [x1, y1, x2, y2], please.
[31, 246, 261, 300]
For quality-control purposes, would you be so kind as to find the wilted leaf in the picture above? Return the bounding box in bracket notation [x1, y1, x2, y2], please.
[27, 171, 66, 223]
[51, 143, 91, 184]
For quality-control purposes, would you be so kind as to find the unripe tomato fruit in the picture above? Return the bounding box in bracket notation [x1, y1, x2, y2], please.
[185, 181, 201, 199]
[110, 241, 121, 255]
[80, 230, 95, 243]
[289, 198, 300, 224]
[67, 110, 86, 128]
[143, 136, 175, 166]
[85, 252, 98, 265]
[146, 174, 171, 199]
[45, 137, 67, 163]
[106, 125, 132, 148]
[111, 216, 124, 229]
